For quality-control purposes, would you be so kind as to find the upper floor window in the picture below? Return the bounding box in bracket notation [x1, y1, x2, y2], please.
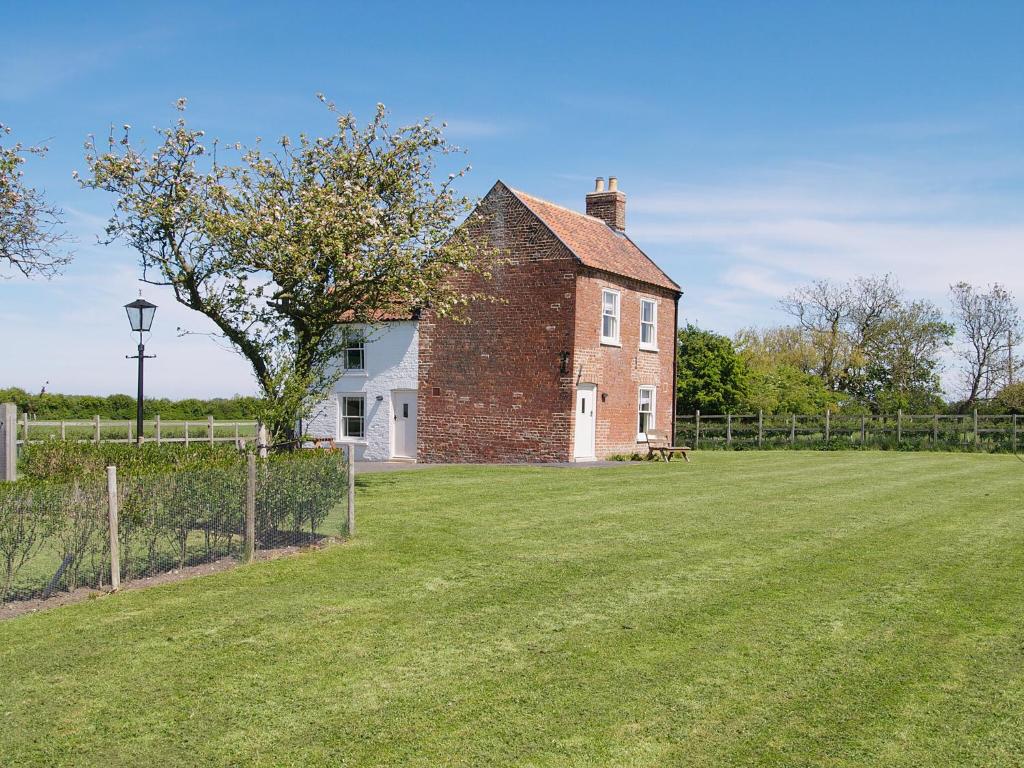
[640, 298, 657, 350]
[638, 386, 655, 438]
[343, 338, 365, 371]
[601, 289, 620, 345]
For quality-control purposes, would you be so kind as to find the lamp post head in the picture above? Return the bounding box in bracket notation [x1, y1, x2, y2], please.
[124, 297, 157, 333]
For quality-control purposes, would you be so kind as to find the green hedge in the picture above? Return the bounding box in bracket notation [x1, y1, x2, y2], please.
[0, 388, 260, 420]
[2, 443, 349, 604]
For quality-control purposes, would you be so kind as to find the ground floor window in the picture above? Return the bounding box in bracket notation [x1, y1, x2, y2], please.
[340, 395, 365, 438]
[638, 386, 655, 437]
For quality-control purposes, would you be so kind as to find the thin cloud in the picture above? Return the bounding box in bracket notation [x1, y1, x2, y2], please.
[631, 163, 1024, 302]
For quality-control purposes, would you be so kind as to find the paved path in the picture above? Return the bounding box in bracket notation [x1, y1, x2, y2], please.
[355, 459, 639, 473]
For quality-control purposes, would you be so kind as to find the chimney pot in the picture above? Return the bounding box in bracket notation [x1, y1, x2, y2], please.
[585, 175, 626, 231]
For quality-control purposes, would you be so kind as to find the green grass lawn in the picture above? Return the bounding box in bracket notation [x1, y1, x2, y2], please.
[2, 452, 1023, 767]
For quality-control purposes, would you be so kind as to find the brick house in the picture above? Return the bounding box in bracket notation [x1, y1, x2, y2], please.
[309, 177, 680, 463]
[418, 177, 681, 462]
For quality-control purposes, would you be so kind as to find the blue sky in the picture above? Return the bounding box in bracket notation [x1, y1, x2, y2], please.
[2, 0, 1023, 397]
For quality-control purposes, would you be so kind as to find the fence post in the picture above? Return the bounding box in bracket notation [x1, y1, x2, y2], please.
[860, 414, 866, 446]
[207, 415, 215, 445]
[347, 444, 356, 537]
[257, 423, 269, 458]
[757, 409, 764, 448]
[245, 452, 256, 563]
[93, 414, 101, 444]
[155, 415, 161, 445]
[790, 413, 796, 446]
[127, 419, 132, 444]
[694, 410, 701, 450]
[184, 421, 190, 447]
[897, 409, 902, 444]
[1013, 414, 1018, 455]
[106, 465, 121, 591]
[726, 413, 732, 446]
[933, 414, 939, 445]
[22, 412, 29, 444]
[825, 409, 830, 444]
[1, 403, 16, 482]
[60, 420, 66, 440]
[974, 409, 979, 449]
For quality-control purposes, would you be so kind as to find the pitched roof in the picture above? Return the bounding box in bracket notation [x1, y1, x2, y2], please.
[505, 184, 680, 293]
[338, 307, 419, 322]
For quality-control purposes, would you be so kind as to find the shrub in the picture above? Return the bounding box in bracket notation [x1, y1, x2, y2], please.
[19, 441, 242, 481]
[0, 480, 66, 602]
[3, 442, 349, 603]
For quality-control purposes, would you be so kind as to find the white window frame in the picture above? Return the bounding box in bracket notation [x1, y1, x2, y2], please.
[637, 386, 656, 440]
[342, 338, 366, 372]
[339, 394, 367, 440]
[601, 288, 621, 346]
[639, 298, 658, 351]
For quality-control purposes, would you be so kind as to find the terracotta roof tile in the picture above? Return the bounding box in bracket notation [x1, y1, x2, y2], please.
[338, 307, 419, 322]
[507, 185, 680, 293]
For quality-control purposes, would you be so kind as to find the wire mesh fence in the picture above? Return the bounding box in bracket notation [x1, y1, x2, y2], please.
[0, 448, 351, 606]
[676, 411, 1022, 452]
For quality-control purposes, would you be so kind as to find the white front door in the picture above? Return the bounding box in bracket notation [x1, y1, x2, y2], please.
[574, 384, 597, 460]
[391, 390, 417, 459]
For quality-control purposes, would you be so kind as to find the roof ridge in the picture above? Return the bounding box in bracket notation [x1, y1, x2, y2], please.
[507, 187, 610, 227]
[499, 181, 681, 294]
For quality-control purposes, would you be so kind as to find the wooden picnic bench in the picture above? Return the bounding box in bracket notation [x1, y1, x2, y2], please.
[642, 430, 691, 462]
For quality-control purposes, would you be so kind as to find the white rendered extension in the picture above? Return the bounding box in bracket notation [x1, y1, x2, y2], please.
[304, 321, 419, 461]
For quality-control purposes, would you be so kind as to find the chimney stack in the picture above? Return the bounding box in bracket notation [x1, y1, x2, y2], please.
[585, 175, 626, 231]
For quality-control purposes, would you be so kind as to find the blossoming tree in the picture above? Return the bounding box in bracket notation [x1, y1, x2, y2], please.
[0, 124, 72, 278]
[81, 98, 492, 443]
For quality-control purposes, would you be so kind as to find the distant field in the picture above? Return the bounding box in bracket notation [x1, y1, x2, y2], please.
[1, 453, 1023, 767]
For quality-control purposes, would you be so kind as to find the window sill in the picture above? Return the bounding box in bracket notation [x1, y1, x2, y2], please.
[639, 345, 659, 353]
[336, 437, 369, 446]
[340, 370, 369, 377]
[600, 339, 622, 348]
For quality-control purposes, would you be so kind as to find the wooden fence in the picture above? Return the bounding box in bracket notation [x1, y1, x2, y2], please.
[676, 409, 1021, 453]
[14, 414, 258, 446]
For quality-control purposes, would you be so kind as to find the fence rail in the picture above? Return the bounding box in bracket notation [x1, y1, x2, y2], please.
[15, 414, 258, 446]
[676, 409, 1021, 453]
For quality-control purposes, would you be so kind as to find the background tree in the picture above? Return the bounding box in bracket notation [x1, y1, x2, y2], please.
[0, 124, 72, 278]
[992, 382, 1024, 414]
[991, 382, 1024, 415]
[857, 300, 953, 412]
[734, 327, 836, 414]
[779, 274, 951, 412]
[676, 324, 750, 414]
[949, 282, 1022, 408]
[80, 98, 493, 441]
[779, 278, 852, 390]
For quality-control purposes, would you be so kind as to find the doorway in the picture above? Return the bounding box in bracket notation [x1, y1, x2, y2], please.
[391, 390, 417, 459]
[574, 384, 597, 460]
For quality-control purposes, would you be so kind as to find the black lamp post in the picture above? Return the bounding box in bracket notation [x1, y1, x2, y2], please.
[124, 297, 157, 445]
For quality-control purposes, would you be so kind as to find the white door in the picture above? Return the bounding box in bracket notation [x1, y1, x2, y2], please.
[574, 384, 597, 460]
[391, 390, 417, 459]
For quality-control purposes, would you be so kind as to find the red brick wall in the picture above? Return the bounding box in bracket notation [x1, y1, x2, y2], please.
[571, 268, 678, 458]
[418, 183, 578, 463]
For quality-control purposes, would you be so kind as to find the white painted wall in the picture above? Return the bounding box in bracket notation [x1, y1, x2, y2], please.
[305, 321, 419, 461]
